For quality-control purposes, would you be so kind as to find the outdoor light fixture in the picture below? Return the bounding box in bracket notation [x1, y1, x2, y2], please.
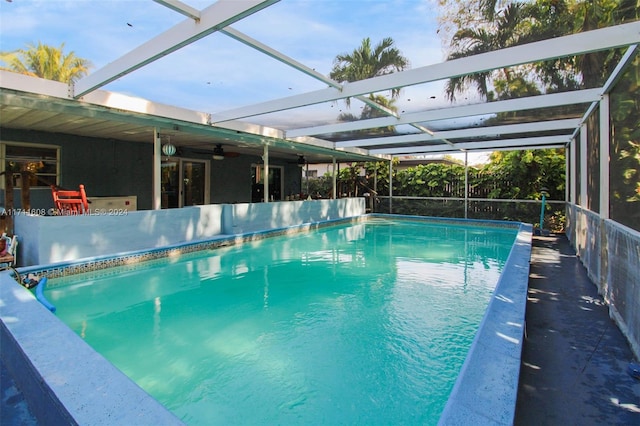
[162, 142, 176, 157]
[212, 144, 225, 160]
[297, 155, 306, 167]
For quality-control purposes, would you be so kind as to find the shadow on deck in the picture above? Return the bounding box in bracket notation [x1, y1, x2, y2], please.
[515, 234, 640, 425]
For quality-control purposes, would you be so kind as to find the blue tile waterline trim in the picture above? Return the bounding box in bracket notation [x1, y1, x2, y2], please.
[17, 216, 360, 280]
[19, 214, 520, 282]
[2, 215, 531, 425]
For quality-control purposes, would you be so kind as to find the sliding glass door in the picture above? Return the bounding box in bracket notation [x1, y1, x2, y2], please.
[251, 165, 283, 202]
[161, 159, 209, 208]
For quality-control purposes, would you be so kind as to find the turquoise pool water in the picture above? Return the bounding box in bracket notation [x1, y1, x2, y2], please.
[46, 219, 517, 425]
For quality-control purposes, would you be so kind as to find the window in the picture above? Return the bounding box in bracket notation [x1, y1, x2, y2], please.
[1, 143, 59, 188]
[251, 164, 283, 202]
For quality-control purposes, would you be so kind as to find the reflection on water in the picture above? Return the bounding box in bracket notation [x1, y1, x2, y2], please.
[48, 220, 517, 426]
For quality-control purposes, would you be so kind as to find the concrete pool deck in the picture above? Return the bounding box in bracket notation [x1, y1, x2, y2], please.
[515, 234, 640, 425]
[2, 233, 639, 424]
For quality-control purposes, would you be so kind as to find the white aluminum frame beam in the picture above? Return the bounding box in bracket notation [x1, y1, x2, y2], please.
[467, 144, 566, 154]
[153, 0, 201, 20]
[371, 135, 572, 155]
[219, 27, 415, 126]
[153, 128, 162, 210]
[571, 44, 638, 141]
[601, 44, 638, 94]
[211, 21, 640, 123]
[580, 123, 588, 207]
[336, 119, 582, 148]
[570, 134, 577, 204]
[0, 70, 69, 98]
[290, 89, 601, 138]
[220, 27, 342, 90]
[74, 0, 279, 98]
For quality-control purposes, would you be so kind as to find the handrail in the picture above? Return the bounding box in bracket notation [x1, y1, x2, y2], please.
[377, 195, 566, 203]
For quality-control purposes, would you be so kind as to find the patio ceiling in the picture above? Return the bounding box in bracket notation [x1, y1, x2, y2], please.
[1, 0, 639, 163]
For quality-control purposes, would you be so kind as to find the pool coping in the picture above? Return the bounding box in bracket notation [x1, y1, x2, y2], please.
[0, 274, 186, 425]
[438, 221, 533, 425]
[1, 215, 531, 425]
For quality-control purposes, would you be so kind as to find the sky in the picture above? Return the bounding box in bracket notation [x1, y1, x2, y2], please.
[0, 0, 489, 163]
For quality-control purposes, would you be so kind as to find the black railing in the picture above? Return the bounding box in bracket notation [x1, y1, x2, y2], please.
[373, 196, 566, 230]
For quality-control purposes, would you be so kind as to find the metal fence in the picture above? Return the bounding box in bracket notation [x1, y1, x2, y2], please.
[370, 196, 566, 230]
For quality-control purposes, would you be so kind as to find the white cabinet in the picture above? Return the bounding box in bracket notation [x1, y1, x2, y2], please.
[87, 196, 137, 212]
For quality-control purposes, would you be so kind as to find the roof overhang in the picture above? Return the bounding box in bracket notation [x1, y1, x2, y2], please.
[0, 71, 382, 164]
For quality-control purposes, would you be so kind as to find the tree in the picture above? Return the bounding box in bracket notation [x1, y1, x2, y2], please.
[445, 2, 533, 101]
[480, 149, 566, 200]
[329, 37, 409, 108]
[610, 54, 640, 230]
[0, 42, 91, 83]
[336, 95, 399, 137]
[442, 0, 635, 100]
[438, 0, 640, 231]
[363, 159, 397, 197]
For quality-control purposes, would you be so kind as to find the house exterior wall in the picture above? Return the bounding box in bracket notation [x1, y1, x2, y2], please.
[0, 128, 154, 209]
[211, 154, 254, 204]
[1, 128, 303, 210]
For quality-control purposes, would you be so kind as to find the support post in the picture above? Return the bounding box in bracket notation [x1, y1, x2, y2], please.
[388, 159, 393, 214]
[599, 94, 610, 219]
[263, 144, 269, 203]
[20, 166, 30, 212]
[305, 163, 309, 196]
[464, 152, 468, 219]
[599, 94, 611, 298]
[153, 128, 162, 210]
[373, 164, 378, 213]
[580, 123, 588, 208]
[3, 172, 13, 234]
[332, 157, 336, 199]
[569, 141, 575, 205]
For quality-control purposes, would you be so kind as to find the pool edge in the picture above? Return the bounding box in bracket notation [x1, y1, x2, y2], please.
[1, 215, 531, 425]
[438, 222, 533, 425]
[0, 272, 185, 426]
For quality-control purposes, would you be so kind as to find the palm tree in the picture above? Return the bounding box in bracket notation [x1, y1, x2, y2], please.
[360, 94, 397, 121]
[329, 37, 409, 108]
[336, 91, 399, 138]
[445, 0, 636, 100]
[0, 42, 91, 83]
[445, 2, 528, 101]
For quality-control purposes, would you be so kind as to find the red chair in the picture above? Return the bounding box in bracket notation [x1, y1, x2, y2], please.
[0, 234, 18, 268]
[51, 184, 89, 215]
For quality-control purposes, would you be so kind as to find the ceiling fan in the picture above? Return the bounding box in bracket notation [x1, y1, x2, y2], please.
[286, 154, 307, 167]
[191, 144, 241, 160]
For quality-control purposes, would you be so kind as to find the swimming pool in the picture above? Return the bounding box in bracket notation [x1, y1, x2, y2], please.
[42, 217, 518, 425]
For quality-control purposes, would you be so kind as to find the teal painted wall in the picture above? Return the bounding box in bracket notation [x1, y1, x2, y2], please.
[1, 128, 303, 210]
